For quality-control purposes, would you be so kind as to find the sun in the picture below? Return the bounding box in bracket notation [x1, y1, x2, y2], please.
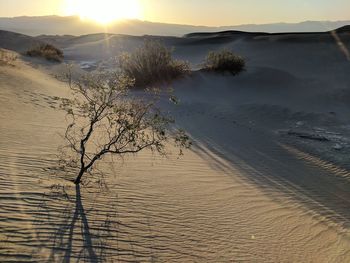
[65, 0, 142, 24]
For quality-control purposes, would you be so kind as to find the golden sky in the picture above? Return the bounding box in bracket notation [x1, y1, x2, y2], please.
[0, 0, 349, 26]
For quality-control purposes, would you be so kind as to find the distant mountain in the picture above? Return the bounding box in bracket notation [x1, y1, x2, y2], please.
[0, 16, 349, 37]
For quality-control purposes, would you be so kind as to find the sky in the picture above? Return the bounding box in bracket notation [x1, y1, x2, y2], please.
[0, 0, 349, 26]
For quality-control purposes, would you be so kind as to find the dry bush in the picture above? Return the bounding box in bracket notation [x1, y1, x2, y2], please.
[119, 41, 190, 87]
[202, 50, 245, 75]
[58, 71, 191, 185]
[26, 44, 64, 62]
[0, 49, 17, 65]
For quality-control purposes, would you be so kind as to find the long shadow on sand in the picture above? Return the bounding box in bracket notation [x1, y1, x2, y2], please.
[61, 184, 98, 263]
[35, 183, 118, 263]
[42, 184, 103, 263]
[189, 122, 350, 229]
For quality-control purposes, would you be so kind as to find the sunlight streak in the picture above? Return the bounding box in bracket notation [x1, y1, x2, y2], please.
[64, 0, 142, 24]
[331, 30, 350, 61]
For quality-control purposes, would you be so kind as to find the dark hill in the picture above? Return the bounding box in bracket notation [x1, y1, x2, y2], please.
[0, 30, 42, 52]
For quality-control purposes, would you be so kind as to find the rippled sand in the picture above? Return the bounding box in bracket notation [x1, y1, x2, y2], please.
[1, 60, 350, 262]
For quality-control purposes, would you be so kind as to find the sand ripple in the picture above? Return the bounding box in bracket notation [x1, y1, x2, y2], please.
[1, 62, 350, 262]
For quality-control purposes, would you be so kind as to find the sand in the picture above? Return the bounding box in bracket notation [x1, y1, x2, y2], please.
[0, 28, 350, 262]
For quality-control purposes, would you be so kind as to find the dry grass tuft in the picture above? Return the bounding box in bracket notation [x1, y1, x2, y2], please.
[119, 41, 190, 87]
[202, 50, 245, 75]
[0, 49, 17, 65]
[26, 44, 64, 62]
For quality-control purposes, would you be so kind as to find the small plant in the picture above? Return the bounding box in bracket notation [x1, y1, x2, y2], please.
[26, 44, 64, 62]
[119, 41, 190, 87]
[0, 49, 17, 65]
[202, 50, 245, 75]
[58, 70, 191, 185]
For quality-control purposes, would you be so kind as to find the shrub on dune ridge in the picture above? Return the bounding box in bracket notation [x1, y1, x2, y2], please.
[0, 49, 17, 65]
[26, 44, 64, 62]
[203, 50, 245, 75]
[119, 41, 190, 87]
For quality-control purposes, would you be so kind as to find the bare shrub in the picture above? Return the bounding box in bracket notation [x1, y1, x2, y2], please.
[58, 70, 191, 185]
[26, 44, 64, 62]
[0, 49, 17, 65]
[119, 41, 190, 87]
[202, 50, 245, 75]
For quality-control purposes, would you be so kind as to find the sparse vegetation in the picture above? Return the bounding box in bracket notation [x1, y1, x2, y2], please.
[202, 50, 245, 75]
[0, 49, 17, 65]
[26, 44, 64, 62]
[119, 41, 190, 87]
[58, 70, 191, 185]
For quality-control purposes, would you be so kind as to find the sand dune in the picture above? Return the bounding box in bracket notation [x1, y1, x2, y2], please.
[2, 27, 349, 75]
[0, 30, 43, 52]
[1, 27, 350, 262]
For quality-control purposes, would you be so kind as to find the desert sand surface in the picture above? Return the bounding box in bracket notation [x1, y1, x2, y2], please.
[1, 27, 350, 262]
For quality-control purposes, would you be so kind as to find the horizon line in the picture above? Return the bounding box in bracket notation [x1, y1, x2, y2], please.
[1, 14, 350, 28]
